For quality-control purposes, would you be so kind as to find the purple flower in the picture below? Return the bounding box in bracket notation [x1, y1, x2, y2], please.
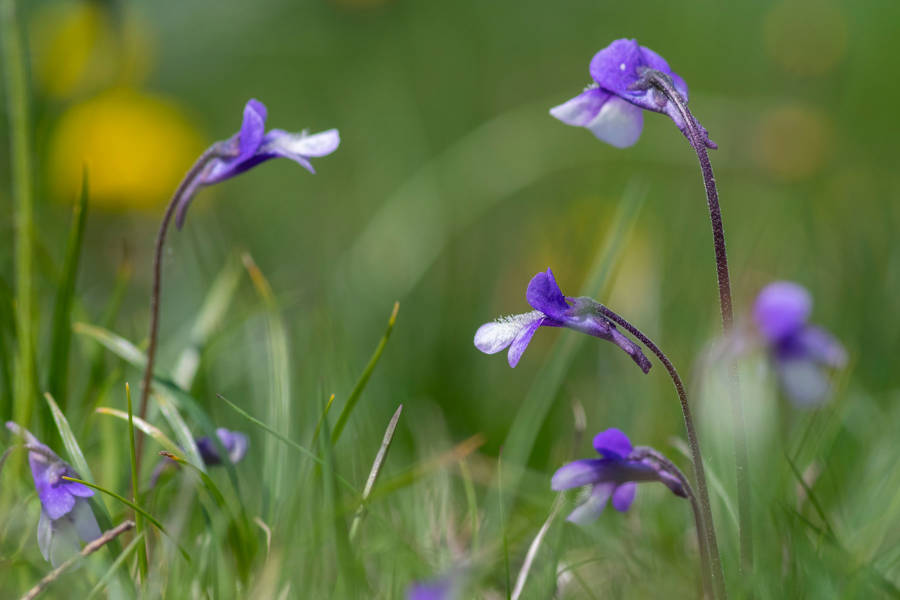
[196, 428, 249, 466]
[550, 38, 713, 148]
[175, 98, 339, 228]
[407, 577, 456, 600]
[6, 422, 101, 566]
[474, 268, 651, 371]
[753, 282, 847, 406]
[551, 428, 685, 525]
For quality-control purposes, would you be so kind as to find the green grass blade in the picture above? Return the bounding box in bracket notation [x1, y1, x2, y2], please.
[172, 253, 243, 389]
[332, 301, 399, 443]
[155, 393, 205, 470]
[96, 407, 181, 454]
[86, 531, 144, 600]
[0, 277, 16, 420]
[74, 322, 147, 369]
[61, 475, 191, 562]
[2, 0, 38, 435]
[44, 392, 94, 481]
[317, 394, 364, 595]
[349, 404, 403, 540]
[47, 170, 89, 410]
[80, 255, 131, 413]
[217, 393, 358, 494]
[126, 383, 149, 580]
[242, 253, 291, 505]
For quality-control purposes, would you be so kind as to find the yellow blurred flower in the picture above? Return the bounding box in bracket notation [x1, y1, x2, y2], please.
[753, 104, 832, 181]
[30, 1, 154, 99]
[763, 1, 847, 77]
[48, 88, 205, 211]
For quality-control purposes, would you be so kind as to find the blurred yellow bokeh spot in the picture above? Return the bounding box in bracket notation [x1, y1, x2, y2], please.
[30, 1, 153, 99]
[753, 104, 832, 181]
[764, 1, 847, 76]
[48, 88, 205, 211]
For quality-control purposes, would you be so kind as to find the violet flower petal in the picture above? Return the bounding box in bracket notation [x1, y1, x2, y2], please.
[473, 311, 545, 355]
[238, 99, 268, 160]
[566, 482, 614, 525]
[551, 458, 608, 490]
[754, 281, 812, 342]
[611, 482, 637, 512]
[526, 268, 571, 319]
[592, 428, 633, 459]
[71, 498, 102, 543]
[549, 88, 644, 148]
[795, 326, 847, 368]
[507, 315, 546, 368]
[776, 359, 830, 407]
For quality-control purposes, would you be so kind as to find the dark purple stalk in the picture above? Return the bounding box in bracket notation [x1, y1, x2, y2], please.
[634, 67, 752, 571]
[595, 303, 725, 599]
[629, 445, 713, 598]
[134, 145, 224, 478]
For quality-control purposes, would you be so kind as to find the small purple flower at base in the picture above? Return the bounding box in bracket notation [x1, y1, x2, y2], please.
[6, 422, 101, 566]
[407, 577, 457, 600]
[196, 428, 249, 466]
[175, 98, 340, 228]
[474, 268, 650, 371]
[551, 428, 685, 525]
[753, 282, 847, 406]
[550, 38, 714, 149]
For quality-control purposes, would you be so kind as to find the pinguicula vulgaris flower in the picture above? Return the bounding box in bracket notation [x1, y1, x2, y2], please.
[196, 428, 249, 466]
[550, 38, 714, 149]
[174, 98, 340, 228]
[551, 428, 686, 525]
[6, 422, 101, 566]
[753, 281, 847, 406]
[474, 268, 650, 371]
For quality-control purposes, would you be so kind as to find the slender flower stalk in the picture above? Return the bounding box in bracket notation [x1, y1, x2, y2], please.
[628, 66, 752, 569]
[135, 99, 339, 474]
[593, 303, 725, 599]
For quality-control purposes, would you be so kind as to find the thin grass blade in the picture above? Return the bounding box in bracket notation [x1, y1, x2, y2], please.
[332, 301, 399, 443]
[47, 170, 89, 410]
[349, 404, 402, 540]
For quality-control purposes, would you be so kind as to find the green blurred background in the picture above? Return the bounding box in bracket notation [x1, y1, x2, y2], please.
[2, 0, 900, 596]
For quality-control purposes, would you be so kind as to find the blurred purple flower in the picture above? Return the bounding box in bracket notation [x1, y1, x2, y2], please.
[551, 428, 686, 525]
[407, 577, 456, 600]
[474, 268, 650, 371]
[175, 98, 340, 228]
[550, 38, 714, 148]
[753, 281, 847, 406]
[196, 428, 249, 466]
[6, 422, 101, 566]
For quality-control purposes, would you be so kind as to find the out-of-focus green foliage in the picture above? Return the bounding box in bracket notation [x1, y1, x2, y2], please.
[2, 0, 899, 597]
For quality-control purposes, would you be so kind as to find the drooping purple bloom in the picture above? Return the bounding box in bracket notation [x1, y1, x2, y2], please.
[551, 428, 686, 525]
[753, 282, 847, 406]
[175, 98, 340, 228]
[550, 38, 714, 148]
[196, 428, 249, 466]
[6, 422, 101, 566]
[474, 268, 650, 371]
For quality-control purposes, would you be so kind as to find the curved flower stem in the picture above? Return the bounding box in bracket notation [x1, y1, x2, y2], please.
[134, 146, 223, 477]
[630, 445, 713, 598]
[595, 303, 725, 599]
[636, 68, 752, 571]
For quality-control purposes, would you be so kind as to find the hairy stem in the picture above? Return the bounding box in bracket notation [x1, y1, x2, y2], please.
[135, 147, 221, 476]
[595, 303, 725, 599]
[639, 68, 752, 570]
